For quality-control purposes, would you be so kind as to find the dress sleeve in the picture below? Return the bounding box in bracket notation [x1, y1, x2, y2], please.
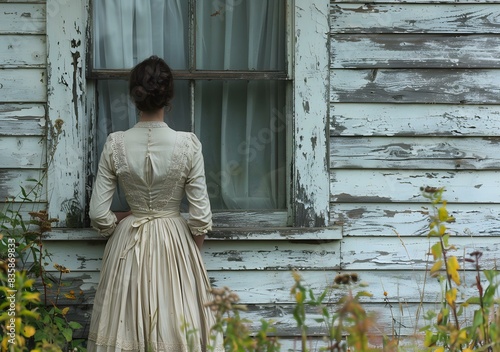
[185, 133, 213, 236]
[89, 135, 118, 237]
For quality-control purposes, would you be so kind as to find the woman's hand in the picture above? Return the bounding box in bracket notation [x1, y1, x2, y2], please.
[114, 211, 132, 224]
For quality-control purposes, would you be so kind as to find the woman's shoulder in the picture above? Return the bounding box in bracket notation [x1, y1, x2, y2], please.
[175, 131, 202, 149]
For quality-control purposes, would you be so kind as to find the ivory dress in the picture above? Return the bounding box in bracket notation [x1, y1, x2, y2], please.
[87, 121, 224, 352]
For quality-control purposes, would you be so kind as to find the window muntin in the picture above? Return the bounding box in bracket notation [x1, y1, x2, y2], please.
[91, 0, 289, 212]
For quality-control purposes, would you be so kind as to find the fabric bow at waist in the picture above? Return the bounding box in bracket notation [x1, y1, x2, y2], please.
[131, 210, 181, 227]
[120, 210, 182, 261]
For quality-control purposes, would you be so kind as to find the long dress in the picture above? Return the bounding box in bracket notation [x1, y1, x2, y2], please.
[86, 121, 224, 352]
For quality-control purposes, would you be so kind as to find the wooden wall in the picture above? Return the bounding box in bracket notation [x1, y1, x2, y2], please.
[330, 0, 500, 345]
[5, 0, 500, 349]
[0, 1, 47, 220]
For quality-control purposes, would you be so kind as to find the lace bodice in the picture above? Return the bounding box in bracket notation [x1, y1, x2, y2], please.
[89, 121, 212, 236]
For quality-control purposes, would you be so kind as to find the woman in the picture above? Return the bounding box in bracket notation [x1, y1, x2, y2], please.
[87, 56, 223, 352]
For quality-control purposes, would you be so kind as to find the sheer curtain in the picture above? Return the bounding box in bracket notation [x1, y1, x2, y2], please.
[93, 0, 286, 210]
[195, 0, 286, 209]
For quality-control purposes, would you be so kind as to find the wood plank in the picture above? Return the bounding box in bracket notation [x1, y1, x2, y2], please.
[0, 34, 46, 67]
[330, 103, 500, 137]
[60, 301, 491, 341]
[331, 136, 500, 170]
[0, 69, 46, 102]
[332, 34, 500, 69]
[38, 268, 495, 308]
[0, 103, 46, 136]
[341, 236, 500, 271]
[0, 3, 45, 34]
[45, 226, 342, 241]
[331, 203, 500, 237]
[331, 4, 500, 34]
[331, 69, 500, 104]
[0, 169, 46, 200]
[212, 210, 288, 228]
[293, 1, 330, 227]
[42, 240, 342, 272]
[331, 169, 500, 203]
[332, 0, 500, 3]
[61, 301, 469, 345]
[0, 136, 45, 168]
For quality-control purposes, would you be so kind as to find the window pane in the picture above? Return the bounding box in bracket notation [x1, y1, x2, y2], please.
[196, 0, 286, 70]
[96, 80, 191, 211]
[93, 0, 189, 69]
[195, 80, 287, 210]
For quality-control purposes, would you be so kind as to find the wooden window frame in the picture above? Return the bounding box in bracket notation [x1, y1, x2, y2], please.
[46, 0, 335, 238]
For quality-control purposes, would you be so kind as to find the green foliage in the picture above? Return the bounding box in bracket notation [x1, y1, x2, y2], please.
[0, 176, 85, 351]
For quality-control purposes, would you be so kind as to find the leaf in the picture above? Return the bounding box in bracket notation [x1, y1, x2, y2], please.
[445, 288, 457, 308]
[61, 307, 70, 316]
[438, 224, 447, 236]
[68, 321, 82, 330]
[431, 242, 442, 260]
[438, 206, 449, 222]
[430, 260, 443, 276]
[447, 256, 461, 285]
[62, 328, 73, 342]
[484, 270, 498, 283]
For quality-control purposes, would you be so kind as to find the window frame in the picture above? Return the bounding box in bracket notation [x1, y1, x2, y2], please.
[47, 0, 332, 233]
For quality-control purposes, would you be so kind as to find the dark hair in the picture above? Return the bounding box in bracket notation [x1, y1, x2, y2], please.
[129, 55, 174, 112]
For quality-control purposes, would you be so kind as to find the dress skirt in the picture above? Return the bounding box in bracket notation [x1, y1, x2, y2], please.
[87, 214, 224, 352]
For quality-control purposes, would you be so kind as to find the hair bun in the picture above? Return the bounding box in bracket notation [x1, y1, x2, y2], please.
[129, 56, 174, 112]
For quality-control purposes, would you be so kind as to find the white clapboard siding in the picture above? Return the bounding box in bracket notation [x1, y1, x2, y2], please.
[0, 3, 45, 34]
[331, 69, 500, 104]
[0, 104, 46, 136]
[0, 35, 46, 67]
[331, 103, 500, 137]
[330, 137, 500, 170]
[331, 169, 500, 203]
[331, 4, 500, 34]
[341, 236, 500, 271]
[331, 203, 500, 237]
[42, 240, 342, 273]
[41, 267, 494, 309]
[59, 301, 483, 341]
[0, 136, 45, 168]
[332, 34, 500, 68]
[333, 0, 500, 3]
[0, 69, 47, 102]
[44, 267, 493, 341]
[212, 210, 288, 228]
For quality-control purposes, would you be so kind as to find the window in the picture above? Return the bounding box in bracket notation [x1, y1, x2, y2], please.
[90, 0, 291, 225]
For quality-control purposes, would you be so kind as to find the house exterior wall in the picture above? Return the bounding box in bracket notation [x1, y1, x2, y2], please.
[3, 0, 500, 349]
[0, 1, 47, 218]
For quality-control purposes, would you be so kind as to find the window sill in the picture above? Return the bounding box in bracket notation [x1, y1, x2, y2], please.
[45, 226, 342, 241]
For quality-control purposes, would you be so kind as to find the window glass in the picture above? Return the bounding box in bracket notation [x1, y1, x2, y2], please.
[93, 0, 189, 69]
[195, 80, 287, 209]
[196, 0, 286, 70]
[93, 0, 287, 210]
